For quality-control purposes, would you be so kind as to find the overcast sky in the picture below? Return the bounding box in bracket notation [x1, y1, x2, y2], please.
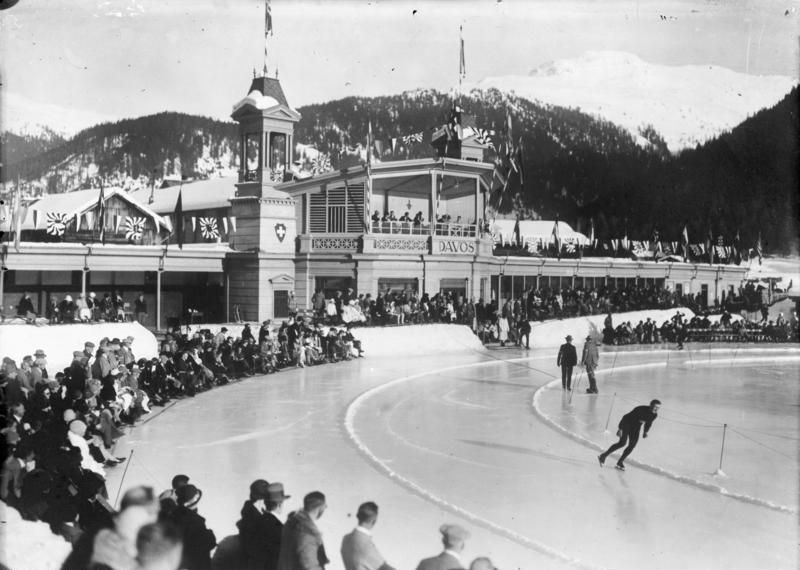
[1, 0, 797, 128]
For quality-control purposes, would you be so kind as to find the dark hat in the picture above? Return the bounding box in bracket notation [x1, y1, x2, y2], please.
[176, 484, 202, 508]
[34, 349, 47, 357]
[439, 523, 470, 542]
[267, 482, 290, 502]
[123, 336, 134, 344]
[110, 338, 121, 346]
[85, 341, 96, 348]
[565, 335, 573, 341]
[249, 479, 270, 500]
[23, 355, 34, 362]
[72, 350, 84, 358]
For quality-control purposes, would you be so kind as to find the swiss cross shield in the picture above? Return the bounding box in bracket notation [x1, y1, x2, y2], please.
[274, 223, 287, 242]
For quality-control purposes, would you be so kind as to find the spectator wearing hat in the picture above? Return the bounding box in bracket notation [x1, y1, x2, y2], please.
[16, 292, 36, 319]
[58, 294, 77, 323]
[76, 294, 91, 322]
[67, 420, 106, 479]
[159, 474, 191, 519]
[278, 490, 329, 570]
[166, 483, 217, 570]
[416, 524, 470, 570]
[340, 501, 396, 570]
[32, 349, 48, 385]
[581, 335, 600, 394]
[238, 480, 290, 570]
[556, 335, 578, 391]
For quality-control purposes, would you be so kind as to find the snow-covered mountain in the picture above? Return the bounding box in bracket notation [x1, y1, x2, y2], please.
[2, 91, 117, 138]
[475, 51, 797, 152]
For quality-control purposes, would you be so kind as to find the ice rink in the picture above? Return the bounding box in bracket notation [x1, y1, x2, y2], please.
[106, 335, 800, 570]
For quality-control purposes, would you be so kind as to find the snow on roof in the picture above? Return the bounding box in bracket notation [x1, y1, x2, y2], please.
[15, 187, 169, 231]
[128, 177, 237, 214]
[491, 219, 589, 246]
[232, 90, 281, 114]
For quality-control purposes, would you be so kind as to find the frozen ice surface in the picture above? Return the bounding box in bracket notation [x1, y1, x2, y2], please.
[103, 331, 798, 570]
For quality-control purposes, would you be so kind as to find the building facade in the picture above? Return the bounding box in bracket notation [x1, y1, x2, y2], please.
[0, 72, 748, 327]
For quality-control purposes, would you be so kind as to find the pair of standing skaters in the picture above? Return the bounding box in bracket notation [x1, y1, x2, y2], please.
[557, 335, 599, 393]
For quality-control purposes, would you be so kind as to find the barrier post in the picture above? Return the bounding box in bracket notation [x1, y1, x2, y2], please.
[604, 392, 617, 432]
[718, 423, 728, 473]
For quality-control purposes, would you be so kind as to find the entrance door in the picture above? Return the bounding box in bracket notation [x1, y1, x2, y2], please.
[274, 290, 290, 319]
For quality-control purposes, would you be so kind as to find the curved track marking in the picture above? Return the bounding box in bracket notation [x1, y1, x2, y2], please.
[345, 358, 608, 570]
[531, 355, 798, 514]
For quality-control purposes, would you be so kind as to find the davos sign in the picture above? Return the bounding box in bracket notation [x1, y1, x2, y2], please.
[436, 238, 476, 255]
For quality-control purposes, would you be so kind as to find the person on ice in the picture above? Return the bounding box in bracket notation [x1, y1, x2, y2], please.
[556, 335, 578, 390]
[581, 335, 599, 394]
[598, 399, 661, 471]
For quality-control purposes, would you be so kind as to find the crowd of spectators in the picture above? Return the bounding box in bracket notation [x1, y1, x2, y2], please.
[1, 331, 500, 569]
[14, 290, 150, 325]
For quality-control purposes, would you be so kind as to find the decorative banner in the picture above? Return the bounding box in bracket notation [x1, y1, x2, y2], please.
[199, 217, 220, 240]
[311, 153, 332, 175]
[229, 216, 237, 233]
[401, 132, 423, 145]
[32, 210, 40, 229]
[46, 212, 69, 237]
[85, 211, 94, 231]
[191, 217, 197, 232]
[115, 214, 123, 233]
[124, 216, 146, 241]
[473, 128, 496, 149]
[222, 216, 228, 235]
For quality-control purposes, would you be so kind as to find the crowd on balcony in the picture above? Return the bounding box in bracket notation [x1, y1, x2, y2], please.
[370, 210, 477, 237]
[2, 332, 501, 570]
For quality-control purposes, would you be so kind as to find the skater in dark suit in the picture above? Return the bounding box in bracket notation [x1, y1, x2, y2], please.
[598, 399, 661, 471]
[557, 335, 578, 390]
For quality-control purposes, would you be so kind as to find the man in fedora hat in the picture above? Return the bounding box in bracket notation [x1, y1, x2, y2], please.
[238, 480, 290, 570]
[416, 524, 470, 570]
[557, 335, 578, 391]
[581, 335, 600, 394]
[340, 501, 396, 570]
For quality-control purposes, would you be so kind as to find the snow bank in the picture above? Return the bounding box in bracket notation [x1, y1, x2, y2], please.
[0, 322, 158, 372]
[352, 324, 485, 358]
[0, 502, 72, 570]
[530, 308, 695, 349]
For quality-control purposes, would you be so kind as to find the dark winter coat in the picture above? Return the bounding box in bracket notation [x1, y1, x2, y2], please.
[557, 342, 578, 367]
[237, 501, 283, 570]
[168, 506, 217, 570]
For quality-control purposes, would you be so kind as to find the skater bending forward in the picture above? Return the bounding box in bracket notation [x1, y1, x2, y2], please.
[598, 399, 661, 471]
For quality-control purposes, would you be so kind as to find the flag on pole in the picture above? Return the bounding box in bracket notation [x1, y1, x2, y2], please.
[175, 185, 184, 250]
[755, 231, 763, 265]
[706, 227, 714, 265]
[96, 184, 106, 244]
[733, 230, 742, 265]
[365, 120, 373, 231]
[32, 210, 40, 230]
[681, 225, 689, 262]
[12, 181, 23, 250]
[229, 216, 237, 233]
[459, 25, 466, 80]
[551, 217, 561, 259]
[263, 0, 273, 75]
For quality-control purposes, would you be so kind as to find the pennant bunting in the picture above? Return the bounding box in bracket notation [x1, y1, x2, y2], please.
[229, 216, 237, 233]
[222, 216, 228, 235]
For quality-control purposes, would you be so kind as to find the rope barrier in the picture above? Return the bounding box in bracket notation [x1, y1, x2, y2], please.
[727, 426, 796, 460]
